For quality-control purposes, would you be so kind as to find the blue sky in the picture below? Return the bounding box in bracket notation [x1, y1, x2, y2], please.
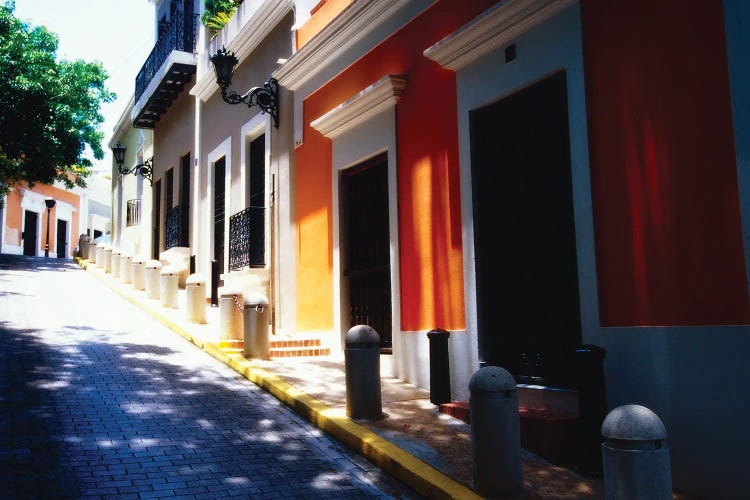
[14, 0, 156, 172]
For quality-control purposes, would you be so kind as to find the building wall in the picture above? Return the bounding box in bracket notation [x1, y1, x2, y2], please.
[153, 79, 196, 256]
[111, 126, 153, 260]
[577, 1, 748, 496]
[294, 0, 498, 336]
[1, 183, 80, 258]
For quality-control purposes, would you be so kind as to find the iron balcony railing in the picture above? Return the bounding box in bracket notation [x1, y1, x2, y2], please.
[126, 199, 141, 227]
[135, 11, 199, 103]
[165, 205, 180, 250]
[229, 206, 265, 271]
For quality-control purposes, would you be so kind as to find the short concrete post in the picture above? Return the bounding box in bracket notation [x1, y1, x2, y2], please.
[602, 404, 672, 499]
[344, 325, 383, 420]
[103, 247, 113, 273]
[185, 274, 206, 324]
[79, 235, 90, 259]
[131, 258, 146, 290]
[219, 290, 244, 340]
[145, 260, 162, 300]
[94, 245, 103, 267]
[243, 293, 270, 359]
[159, 266, 179, 308]
[111, 250, 121, 278]
[120, 255, 132, 284]
[88, 241, 97, 263]
[470, 366, 523, 499]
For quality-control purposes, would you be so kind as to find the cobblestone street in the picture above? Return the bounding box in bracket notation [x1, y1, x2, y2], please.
[0, 255, 413, 499]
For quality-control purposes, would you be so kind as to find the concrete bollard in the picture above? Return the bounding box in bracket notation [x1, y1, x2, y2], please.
[111, 250, 121, 278]
[159, 266, 179, 308]
[120, 255, 132, 284]
[132, 258, 146, 290]
[344, 325, 383, 420]
[602, 404, 672, 499]
[88, 241, 96, 263]
[145, 260, 162, 300]
[95, 245, 103, 267]
[185, 274, 206, 324]
[470, 366, 523, 498]
[219, 290, 244, 340]
[103, 247, 113, 273]
[79, 235, 90, 259]
[243, 293, 270, 359]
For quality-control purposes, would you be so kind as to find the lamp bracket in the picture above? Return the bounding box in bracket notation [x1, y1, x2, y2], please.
[118, 158, 153, 185]
[220, 78, 279, 128]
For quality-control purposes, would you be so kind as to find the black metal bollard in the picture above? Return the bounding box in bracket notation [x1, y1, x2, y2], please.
[189, 254, 196, 274]
[210, 259, 219, 307]
[575, 344, 607, 474]
[427, 328, 451, 405]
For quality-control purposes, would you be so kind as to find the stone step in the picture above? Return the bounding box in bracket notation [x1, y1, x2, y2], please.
[268, 338, 322, 349]
[439, 400, 579, 465]
[269, 346, 331, 358]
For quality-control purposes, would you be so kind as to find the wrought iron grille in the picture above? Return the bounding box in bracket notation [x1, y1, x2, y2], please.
[165, 205, 180, 250]
[135, 11, 199, 102]
[229, 206, 265, 271]
[126, 199, 141, 227]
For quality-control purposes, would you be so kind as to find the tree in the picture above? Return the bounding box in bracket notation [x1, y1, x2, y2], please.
[0, 0, 115, 198]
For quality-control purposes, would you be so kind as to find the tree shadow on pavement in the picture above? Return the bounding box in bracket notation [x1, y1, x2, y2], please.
[0, 320, 417, 499]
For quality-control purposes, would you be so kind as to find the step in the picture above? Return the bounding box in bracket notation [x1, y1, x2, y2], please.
[269, 346, 331, 358]
[269, 338, 322, 349]
[438, 400, 579, 465]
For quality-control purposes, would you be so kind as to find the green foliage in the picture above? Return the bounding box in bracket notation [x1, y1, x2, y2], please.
[201, 0, 242, 39]
[0, 1, 115, 197]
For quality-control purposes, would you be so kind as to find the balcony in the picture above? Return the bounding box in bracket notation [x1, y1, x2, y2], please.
[229, 206, 265, 271]
[132, 11, 199, 129]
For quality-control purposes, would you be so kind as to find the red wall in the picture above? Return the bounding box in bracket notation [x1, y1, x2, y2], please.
[295, 0, 498, 332]
[581, 0, 749, 326]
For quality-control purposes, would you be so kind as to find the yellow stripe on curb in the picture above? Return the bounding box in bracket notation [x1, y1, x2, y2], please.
[76, 258, 481, 499]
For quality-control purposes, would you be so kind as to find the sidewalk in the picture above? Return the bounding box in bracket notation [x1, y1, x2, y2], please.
[78, 258, 603, 499]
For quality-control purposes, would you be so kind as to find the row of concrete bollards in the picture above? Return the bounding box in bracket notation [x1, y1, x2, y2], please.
[83, 239, 270, 360]
[343, 325, 673, 499]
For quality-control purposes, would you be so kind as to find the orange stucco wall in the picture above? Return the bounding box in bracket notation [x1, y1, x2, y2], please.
[3, 183, 80, 256]
[295, 0, 352, 50]
[581, 0, 749, 325]
[295, 0, 498, 332]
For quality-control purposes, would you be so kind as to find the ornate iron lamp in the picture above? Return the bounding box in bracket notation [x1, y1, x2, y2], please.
[210, 47, 279, 128]
[111, 143, 153, 186]
[44, 197, 56, 257]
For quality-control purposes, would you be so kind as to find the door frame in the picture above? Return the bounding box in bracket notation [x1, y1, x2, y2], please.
[453, 5, 600, 395]
[22, 209, 40, 256]
[56, 217, 69, 258]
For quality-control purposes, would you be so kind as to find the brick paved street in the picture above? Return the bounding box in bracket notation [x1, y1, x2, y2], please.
[0, 255, 415, 499]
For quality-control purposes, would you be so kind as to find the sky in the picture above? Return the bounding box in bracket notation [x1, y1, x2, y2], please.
[13, 0, 156, 173]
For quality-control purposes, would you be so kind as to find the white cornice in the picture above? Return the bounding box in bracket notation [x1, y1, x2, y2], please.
[310, 75, 407, 139]
[191, 0, 293, 102]
[109, 96, 136, 148]
[423, 0, 578, 71]
[273, 0, 408, 92]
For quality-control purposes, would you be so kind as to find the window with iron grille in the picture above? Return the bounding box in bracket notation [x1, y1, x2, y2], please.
[229, 134, 266, 271]
[126, 199, 141, 227]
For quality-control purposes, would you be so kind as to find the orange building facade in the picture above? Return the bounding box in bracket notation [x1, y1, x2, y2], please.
[274, 1, 750, 495]
[1, 183, 81, 258]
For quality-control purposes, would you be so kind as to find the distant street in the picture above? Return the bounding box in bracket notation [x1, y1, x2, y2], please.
[0, 254, 410, 499]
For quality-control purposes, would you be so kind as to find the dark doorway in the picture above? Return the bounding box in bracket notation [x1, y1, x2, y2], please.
[471, 71, 582, 387]
[22, 211, 38, 256]
[93, 229, 102, 240]
[214, 157, 226, 281]
[153, 179, 162, 259]
[56, 219, 67, 258]
[179, 154, 191, 247]
[341, 153, 392, 350]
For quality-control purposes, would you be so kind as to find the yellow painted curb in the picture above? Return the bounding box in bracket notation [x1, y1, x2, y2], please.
[77, 260, 481, 499]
